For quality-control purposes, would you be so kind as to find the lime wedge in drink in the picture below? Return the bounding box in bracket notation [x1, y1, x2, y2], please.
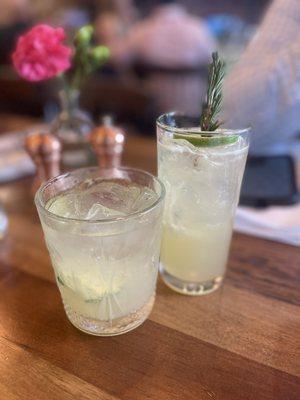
[174, 133, 238, 147]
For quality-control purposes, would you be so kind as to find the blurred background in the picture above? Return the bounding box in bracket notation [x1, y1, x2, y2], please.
[0, 0, 268, 133]
[0, 0, 299, 245]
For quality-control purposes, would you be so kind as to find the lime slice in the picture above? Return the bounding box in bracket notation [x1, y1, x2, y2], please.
[174, 133, 238, 147]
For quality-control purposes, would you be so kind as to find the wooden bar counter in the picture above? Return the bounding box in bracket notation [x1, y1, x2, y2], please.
[0, 122, 299, 399]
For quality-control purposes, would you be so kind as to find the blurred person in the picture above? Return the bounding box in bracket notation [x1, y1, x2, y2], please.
[94, 12, 125, 48]
[0, 0, 30, 27]
[94, 0, 138, 53]
[31, 0, 90, 33]
[93, 2, 134, 80]
[112, 0, 215, 68]
[109, 0, 216, 114]
[223, 0, 300, 155]
[113, 0, 138, 27]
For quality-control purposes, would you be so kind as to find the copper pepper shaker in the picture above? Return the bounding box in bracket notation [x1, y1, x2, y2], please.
[90, 116, 125, 168]
[25, 132, 62, 193]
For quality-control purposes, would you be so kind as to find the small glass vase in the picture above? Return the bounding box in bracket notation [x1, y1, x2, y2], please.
[51, 89, 95, 169]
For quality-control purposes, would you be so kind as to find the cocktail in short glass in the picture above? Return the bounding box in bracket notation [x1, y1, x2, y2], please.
[35, 167, 165, 335]
[157, 113, 249, 295]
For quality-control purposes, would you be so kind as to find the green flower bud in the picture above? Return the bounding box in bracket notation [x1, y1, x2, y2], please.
[90, 45, 110, 64]
[74, 25, 94, 46]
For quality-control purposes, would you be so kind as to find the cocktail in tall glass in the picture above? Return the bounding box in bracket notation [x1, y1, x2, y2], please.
[157, 113, 249, 295]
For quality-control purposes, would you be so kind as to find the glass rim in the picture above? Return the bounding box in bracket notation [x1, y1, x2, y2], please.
[35, 166, 165, 225]
[156, 112, 251, 136]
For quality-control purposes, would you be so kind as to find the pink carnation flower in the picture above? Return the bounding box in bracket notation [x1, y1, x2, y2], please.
[12, 24, 72, 82]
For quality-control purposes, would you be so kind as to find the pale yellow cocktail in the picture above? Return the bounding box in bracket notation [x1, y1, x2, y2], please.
[157, 113, 249, 295]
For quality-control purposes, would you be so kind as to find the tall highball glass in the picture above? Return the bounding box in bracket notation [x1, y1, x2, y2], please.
[157, 113, 250, 295]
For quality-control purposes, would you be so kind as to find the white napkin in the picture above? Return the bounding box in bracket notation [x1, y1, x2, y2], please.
[234, 204, 300, 246]
[0, 130, 35, 183]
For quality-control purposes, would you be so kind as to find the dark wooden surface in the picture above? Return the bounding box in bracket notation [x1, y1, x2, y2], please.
[0, 120, 299, 399]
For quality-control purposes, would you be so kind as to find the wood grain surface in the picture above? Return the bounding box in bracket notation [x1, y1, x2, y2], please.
[0, 124, 299, 399]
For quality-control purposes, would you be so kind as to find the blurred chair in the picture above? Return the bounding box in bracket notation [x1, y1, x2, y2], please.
[134, 63, 208, 115]
[0, 68, 52, 116]
[80, 76, 156, 133]
[0, 22, 29, 65]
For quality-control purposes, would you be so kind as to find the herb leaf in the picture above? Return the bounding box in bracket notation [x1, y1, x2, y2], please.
[200, 52, 226, 131]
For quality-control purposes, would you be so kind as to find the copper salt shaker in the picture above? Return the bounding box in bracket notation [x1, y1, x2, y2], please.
[90, 116, 125, 168]
[25, 132, 62, 193]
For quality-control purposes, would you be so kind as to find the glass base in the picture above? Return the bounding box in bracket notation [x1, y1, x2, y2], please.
[160, 265, 223, 296]
[63, 294, 155, 336]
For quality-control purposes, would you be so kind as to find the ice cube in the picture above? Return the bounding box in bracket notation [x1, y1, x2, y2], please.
[85, 203, 125, 220]
[47, 192, 80, 218]
[46, 178, 158, 220]
[129, 187, 158, 212]
[80, 180, 142, 214]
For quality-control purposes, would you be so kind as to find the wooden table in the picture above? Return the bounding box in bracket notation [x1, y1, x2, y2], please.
[0, 131, 299, 399]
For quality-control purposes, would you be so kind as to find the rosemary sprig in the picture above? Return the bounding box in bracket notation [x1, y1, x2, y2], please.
[200, 52, 225, 131]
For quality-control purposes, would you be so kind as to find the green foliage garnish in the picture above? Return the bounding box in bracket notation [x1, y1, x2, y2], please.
[71, 25, 109, 89]
[200, 52, 225, 131]
[172, 53, 236, 147]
